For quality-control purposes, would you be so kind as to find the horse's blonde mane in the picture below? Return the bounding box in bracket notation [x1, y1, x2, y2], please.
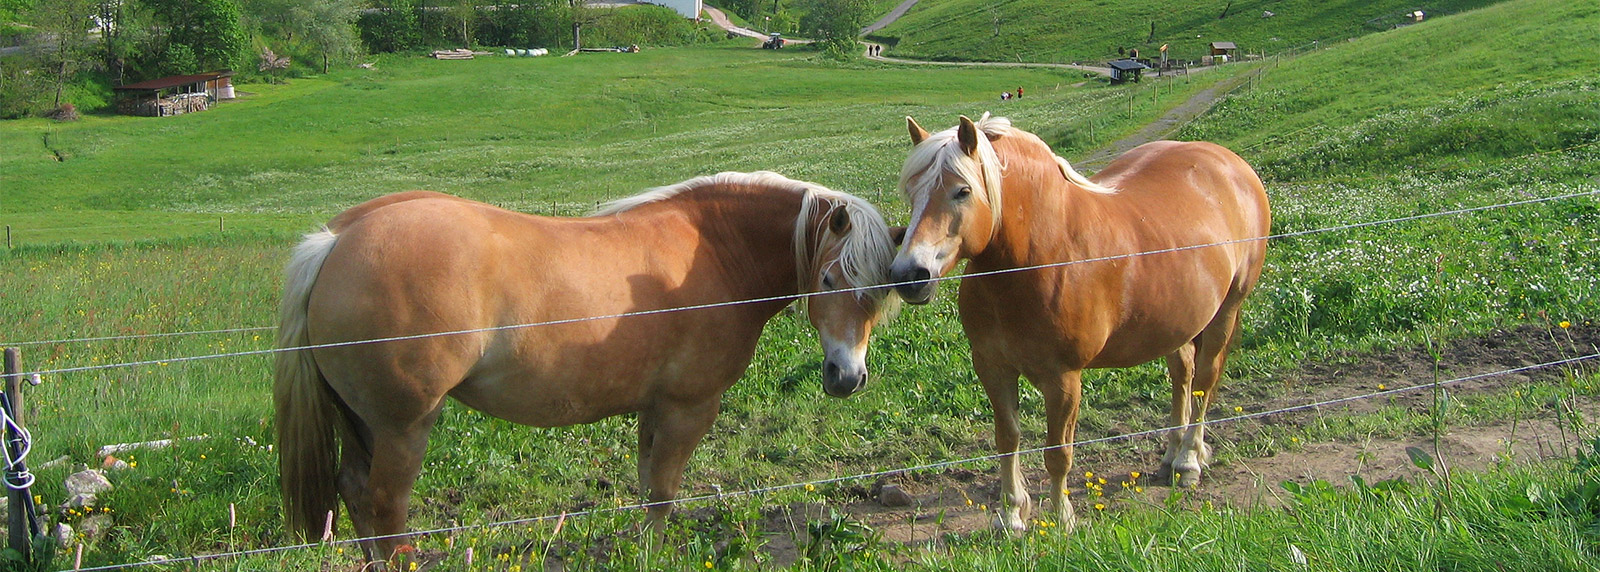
[900, 114, 1116, 227]
[594, 171, 899, 314]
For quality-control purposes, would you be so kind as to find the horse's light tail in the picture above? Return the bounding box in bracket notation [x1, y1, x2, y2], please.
[274, 230, 344, 539]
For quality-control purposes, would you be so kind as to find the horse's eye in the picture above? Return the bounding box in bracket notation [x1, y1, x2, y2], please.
[821, 276, 835, 289]
[953, 186, 972, 200]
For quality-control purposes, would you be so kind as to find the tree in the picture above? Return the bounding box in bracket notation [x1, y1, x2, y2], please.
[29, 0, 96, 108]
[289, 0, 361, 73]
[797, 0, 868, 53]
[141, 0, 249, 72]
[447, 0, 475, 48]
[357, 0, 419, 53]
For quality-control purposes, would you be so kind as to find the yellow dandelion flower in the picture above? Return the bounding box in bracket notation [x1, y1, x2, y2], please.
[1037, 529, 1046, 536]
[1094, 503, 1105, 511]
[1234, 406, 1243, 413]
[804, 483, 815, 492]
[966, 499, 973, 506]
[1084, 471, 1094, 479]
[200, 454, 206, 460]
[1129, 471, 1141, 480]
[1192, 390, 1205, 397]
[1377, 384, 1387, 390]
[1097, 477, 1106, 485]
[409, 563, 417, 571]
[1135, 487, 1144, 493]
[704, 561, 713, 569]
[979, 504, 988, 511]
[1560, 321, 1571, 329]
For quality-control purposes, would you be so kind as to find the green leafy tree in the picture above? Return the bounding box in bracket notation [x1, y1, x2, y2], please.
[141, 0, 248, 71]
[357, 0, 419, 53]
[29, 0, 96, 108]
[797, 0, 867, 53]
[290, 0, 361, 72]
[446, 0, 474, 47]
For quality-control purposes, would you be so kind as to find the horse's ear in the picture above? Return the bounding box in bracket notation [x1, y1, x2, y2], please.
[889, 226, 907, 247]
[907, 116, 929, 145]
[957, 115, 980, 157]
[829, 208, 851, 235]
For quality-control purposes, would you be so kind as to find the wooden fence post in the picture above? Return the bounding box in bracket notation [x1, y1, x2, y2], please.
[3, 347, 34, 563]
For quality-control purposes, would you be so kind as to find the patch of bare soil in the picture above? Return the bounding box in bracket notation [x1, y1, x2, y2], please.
[749, 324, 1599, 565]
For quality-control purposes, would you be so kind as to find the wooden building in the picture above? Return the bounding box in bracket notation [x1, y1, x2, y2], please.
[1108, 59, 1150, 84]
[1209, 41, 1238, 58]
[113, 70, 235, 117]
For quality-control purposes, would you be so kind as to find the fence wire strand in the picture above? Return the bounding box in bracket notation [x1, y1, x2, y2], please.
[14, 187, 1600, 380]
[70, 349, 1600, 571]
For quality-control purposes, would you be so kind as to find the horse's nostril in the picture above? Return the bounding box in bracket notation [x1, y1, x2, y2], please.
[910, 267, 932, 282]
[859, 372, 870, 387]
[825, 361, 840, 379]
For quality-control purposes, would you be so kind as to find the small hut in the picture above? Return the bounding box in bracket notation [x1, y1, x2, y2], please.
[1108, 59, 1150, 84]
[1209, 41, 1238, 60]
[113, 70, 235, 117]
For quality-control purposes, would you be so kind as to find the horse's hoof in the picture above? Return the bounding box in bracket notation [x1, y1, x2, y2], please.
[992, 512, 1029, 535]
[1173, 467, 1202, 488]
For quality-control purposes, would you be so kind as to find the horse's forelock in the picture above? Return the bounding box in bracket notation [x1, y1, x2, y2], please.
[796, 189, 901, 316]
[899, 114, 1006, 231]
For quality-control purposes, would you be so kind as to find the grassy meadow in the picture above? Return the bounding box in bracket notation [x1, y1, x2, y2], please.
[868, 0, 1502, 64]
[2, 0, 1600, 568]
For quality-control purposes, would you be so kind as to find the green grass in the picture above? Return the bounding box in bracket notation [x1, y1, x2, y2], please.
[869, 0, 1503, 64]
[3, 0, 1600, 568]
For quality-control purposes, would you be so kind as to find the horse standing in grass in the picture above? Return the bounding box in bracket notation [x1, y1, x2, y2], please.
[275, 172, 900, 561]
[889, 114, 1269, 531]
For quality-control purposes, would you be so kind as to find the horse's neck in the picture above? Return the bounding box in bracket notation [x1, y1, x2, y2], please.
[978, 155, 1105, 269]
[675, 188, 806, 303]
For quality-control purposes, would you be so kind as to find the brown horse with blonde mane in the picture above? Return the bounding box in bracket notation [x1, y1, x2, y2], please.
[889, 114, 1269, 532]
[275, 172, 899, 561]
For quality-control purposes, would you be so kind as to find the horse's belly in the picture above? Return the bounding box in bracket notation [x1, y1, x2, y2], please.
[449, 372, 645, 427]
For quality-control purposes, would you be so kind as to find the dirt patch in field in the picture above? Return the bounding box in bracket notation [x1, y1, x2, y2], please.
[751, 323, 1599, 565]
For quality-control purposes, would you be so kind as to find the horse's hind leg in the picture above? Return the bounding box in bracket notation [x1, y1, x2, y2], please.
[365, 408, 443, 563]
[1171, 302, 1244, 487]
[337, 414, 377, 559]
[1160, 342, 1197, 482]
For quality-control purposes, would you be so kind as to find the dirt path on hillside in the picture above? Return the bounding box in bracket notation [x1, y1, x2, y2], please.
[862, 0, 919, 35]
[704, 6, 768, 40]
[743, 323, 1600, 565]
[1072, 68, 1256, 170]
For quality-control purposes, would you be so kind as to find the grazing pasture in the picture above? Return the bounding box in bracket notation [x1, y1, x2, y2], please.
[1, 0, 1598, 568]
[868, 0, 1504, 63]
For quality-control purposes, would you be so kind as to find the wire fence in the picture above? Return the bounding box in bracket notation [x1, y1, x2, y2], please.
[69, 349, 1600, 571]
[11, 187, 1599, 380]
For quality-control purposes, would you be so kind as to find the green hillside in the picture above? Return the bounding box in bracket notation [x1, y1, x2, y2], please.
[1179, 0, 1600, 179]
[871, 0, 1503, 63]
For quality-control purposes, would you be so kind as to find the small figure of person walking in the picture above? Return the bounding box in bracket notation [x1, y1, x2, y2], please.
[1016, 86, 1024, 98]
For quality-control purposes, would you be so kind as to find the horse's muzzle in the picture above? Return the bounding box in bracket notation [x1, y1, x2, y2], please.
[889, 263, 937, 305]
[822, 359, 869, 398]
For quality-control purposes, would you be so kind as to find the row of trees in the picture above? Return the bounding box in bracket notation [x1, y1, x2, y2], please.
[357, 0, 713, 55]
[718, 0, 870, 53]
[2, 0, 868, 118]
[2, 0, 361, 117]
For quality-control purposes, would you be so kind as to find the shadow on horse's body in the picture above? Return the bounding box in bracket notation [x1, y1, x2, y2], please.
[890, 114, 1270, 532]
[275, 172, 898, 561]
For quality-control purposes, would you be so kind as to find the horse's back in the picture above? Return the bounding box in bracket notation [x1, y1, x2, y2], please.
[1094, 140, 1269, 236]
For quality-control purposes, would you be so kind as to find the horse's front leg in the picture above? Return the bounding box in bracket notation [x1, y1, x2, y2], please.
[975, 353, 1028, 533]
[638, 399, 721, 531]
[1160, 342, 1197, 482]
[1038, 369, 1083, 532]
